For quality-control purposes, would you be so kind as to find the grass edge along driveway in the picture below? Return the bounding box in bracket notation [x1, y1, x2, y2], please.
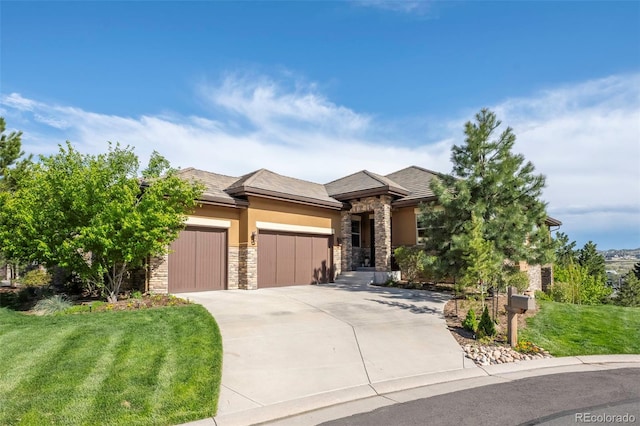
[521, 300, 640, 357]
[0, 304, 222, 426]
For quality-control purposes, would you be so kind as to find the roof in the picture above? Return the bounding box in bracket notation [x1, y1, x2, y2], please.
[227, 169, 343, 209]
[325, 170, 409, 201]
[176, 168, 247, 207]
[545, 216, 563, 227]
[385, 166, 443, 207]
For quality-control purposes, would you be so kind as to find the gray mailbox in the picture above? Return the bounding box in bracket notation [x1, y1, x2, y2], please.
[511, 294, 536, 312]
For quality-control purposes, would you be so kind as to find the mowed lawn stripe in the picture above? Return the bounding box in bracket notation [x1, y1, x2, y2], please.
[58, 329, 125, 424]
[0, 305, 222, 426]
[522, 301, 640, 357]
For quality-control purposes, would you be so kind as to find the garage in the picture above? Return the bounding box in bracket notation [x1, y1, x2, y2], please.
[258, 231, 333, 288]
[168, 227, 227, 292]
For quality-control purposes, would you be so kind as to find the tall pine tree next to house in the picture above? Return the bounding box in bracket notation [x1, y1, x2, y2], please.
[421, 109, 554, 295]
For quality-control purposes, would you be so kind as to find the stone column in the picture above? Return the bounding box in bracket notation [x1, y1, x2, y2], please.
[239, 245, 258, 290]
[227, 246, 239, 290]
[373, 196, 392, 271]
[147, 253, 169, 294]
[340, 211, 352, 272]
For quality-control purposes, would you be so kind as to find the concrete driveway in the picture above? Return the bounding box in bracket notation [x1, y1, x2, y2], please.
[178, 272, 472, 424]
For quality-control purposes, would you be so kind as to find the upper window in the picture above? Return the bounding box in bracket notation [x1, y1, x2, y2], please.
[351, 220, 361, 247]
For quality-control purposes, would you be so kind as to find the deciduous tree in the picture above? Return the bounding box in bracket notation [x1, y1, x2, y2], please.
[0, 143, 203, 302]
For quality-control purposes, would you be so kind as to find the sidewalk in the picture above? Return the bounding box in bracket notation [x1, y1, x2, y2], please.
[183, 354, 640, 426]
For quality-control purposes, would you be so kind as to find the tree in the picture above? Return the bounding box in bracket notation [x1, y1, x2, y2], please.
[632, 261, 640, 280]
[616, 272, 640, 307]
[0, 117, 33, 281]
[0, 143, 203, 302]
[577, 241, 606, 284]
[554, 231, 577, 267]
[456, 213, 501, 310]
[0, 117, 32, 191]
[421, 109, 553, 295]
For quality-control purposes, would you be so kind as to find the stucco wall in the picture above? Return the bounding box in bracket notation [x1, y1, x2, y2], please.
[191, 204, 241, 247]
[391, 206, 418, 246]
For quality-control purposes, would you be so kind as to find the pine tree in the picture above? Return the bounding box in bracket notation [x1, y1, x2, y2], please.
[632, 261, 640, 280]
[421, 109, 553, 287]
[0, 117, 31, 191]
[616, 272, 640, 307]
[577, 241, 606, 284]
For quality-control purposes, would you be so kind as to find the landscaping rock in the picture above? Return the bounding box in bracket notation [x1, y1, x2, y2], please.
[462, 343, 552, 367]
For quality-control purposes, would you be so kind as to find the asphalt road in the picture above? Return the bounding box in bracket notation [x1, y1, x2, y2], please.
[321, 368, 640, 426]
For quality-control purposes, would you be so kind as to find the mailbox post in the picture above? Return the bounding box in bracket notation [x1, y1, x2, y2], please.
[505, 286, 536, 347]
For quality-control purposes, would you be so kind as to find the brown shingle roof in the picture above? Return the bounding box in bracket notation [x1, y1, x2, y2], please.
[325, 170, 409, 201]
[385, 166, 443, 206]
[176, 168, 247, 207]
[227, 169, 343, 209]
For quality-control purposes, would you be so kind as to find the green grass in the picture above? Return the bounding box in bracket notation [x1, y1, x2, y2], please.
[521, 301, 640, 357]
[0, 305, 222, 426]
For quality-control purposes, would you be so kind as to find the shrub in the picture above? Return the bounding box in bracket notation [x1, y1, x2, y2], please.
[130, 290, 143, 299]
[462, 308, 478, 332]
[504, 270, 530, 293]
[33, 295, 72, 316]
[553, 263, 612, 305]
[18, 269, 52, 287]
[534, 290, 552, 301]
[477, 305, 496, 338]
[394, 246, 428, 283]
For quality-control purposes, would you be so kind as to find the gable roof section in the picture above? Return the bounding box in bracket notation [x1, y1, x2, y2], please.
[325, 170, 409, 201]
[385, 166, 443, 207]
[227, 169, 343, 209]
[176, 168, 247, 207]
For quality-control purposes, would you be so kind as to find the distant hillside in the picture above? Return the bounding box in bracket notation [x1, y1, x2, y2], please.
[599, 248, 640, 260]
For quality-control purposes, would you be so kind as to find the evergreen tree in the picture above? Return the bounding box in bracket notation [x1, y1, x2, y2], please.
[421, 109, 553, 286]
[0, 117, 32, 191]
[632, 261, 640, 280]
[577, 241, 606, 284]
[616, 272, 640, 307]
[554, 231, 577, 267]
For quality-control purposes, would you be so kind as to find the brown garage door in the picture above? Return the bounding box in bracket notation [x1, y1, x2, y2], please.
[168, 227, 227, 292]
[258, 231, 332, 288]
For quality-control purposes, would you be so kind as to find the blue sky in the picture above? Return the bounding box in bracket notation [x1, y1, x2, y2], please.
[1, 1, 639, 250]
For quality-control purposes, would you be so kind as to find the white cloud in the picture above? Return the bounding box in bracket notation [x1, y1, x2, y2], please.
[355, 0, 434, 15]
[1, 72, 638, 248]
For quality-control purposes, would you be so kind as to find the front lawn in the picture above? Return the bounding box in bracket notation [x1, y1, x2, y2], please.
[521, 301, 640, 357]
[0, 304, 222, 425]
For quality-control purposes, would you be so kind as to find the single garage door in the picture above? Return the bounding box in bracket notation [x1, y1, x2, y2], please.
[168, 227, 227, 292]
[258, 231, 332, 288]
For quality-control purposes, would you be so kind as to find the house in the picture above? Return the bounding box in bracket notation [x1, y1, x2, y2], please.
[146, 166, 561, 293]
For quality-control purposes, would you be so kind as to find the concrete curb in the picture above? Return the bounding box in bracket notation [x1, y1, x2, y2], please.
[186, 355, 640, 426]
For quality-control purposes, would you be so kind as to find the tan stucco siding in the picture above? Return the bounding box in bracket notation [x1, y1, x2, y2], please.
[190, 204, 241, 247]
[247, 197, 340, 246]
[391, 207, 418, 246]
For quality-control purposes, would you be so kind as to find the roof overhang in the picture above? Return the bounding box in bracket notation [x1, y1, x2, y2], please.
[231, 187, 343, 210]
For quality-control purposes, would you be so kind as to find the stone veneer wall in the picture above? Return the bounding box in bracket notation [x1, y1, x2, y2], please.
[147, 254, 169, 294]
[239, 245, 258, 290]
[527, 264, 543, 293]
[342, 196, 393, 272]
[332, 243, 342, 279]
[373, 196, 392, 271]
[228, 246, 239, 290]
[340, 211, 352, 272]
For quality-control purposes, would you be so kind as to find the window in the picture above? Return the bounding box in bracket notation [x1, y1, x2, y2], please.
[351, 219, 361, 247]
[416, 215, 427, 245]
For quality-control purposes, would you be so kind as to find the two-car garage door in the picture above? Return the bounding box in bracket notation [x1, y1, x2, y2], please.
[168, 227, 227, 292]
[258, 231, 333, 288]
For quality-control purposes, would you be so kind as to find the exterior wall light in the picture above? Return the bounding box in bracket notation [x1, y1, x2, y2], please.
[251, 231, 257, 245]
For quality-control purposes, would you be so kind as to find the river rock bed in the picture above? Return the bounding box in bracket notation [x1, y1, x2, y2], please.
[464, 344, 552, 366]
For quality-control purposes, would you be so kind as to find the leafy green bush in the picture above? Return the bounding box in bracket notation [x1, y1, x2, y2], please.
[504, 270, 529, 293]
[462, 308, 478, 332]
[535, 290, 552, 301]
[33, 295, 72, 315]
[552, 263, 612, 305]
[394, 246, 429, 283]
[18, 269, 52, 287]
[477, 305, 496, 338]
